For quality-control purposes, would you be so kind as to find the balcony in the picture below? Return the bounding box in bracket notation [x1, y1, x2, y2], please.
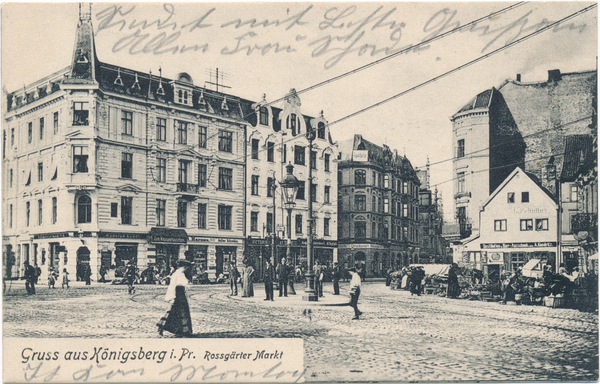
[176, 182, 199, 199]
[571, 213, 598, 234]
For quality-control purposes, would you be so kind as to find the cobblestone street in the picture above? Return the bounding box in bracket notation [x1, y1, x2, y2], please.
[3, 280, 598, 382]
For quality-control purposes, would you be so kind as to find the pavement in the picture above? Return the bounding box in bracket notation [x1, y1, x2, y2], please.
[3, 279, 599, 382]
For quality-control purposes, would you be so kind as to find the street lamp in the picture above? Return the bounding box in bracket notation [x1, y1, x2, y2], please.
[280, 163, 299, 293]
[304, 124, 318, 301]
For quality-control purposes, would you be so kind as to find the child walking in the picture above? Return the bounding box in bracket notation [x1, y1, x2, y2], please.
[62, 268, 69, 289]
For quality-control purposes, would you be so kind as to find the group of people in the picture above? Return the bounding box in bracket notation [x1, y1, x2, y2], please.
[22, 261, 70, 294]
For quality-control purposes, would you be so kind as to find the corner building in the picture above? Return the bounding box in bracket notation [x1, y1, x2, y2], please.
[338, 135, 420, 277]
[3, 9, 251, 281]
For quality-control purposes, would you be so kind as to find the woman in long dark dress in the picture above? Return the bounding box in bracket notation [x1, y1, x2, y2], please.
[447, 263, 461, 298]
[158, 260, 193, 337]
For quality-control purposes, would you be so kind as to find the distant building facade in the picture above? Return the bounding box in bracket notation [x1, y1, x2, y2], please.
[416, 167, 450, 264]
[338, 135, 420, 277]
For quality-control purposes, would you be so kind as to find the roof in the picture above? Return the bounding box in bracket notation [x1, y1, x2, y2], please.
[560, 134, 594, 181]
[481, 167, 557, 209]
[455, 88, 494, 115]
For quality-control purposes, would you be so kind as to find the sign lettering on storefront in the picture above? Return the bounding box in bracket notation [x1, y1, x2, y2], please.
[353, 150, 369, 162]
[481, 242, 557, 249]
[149, 236, 186, 244]
[33, 232, 70, 239]
[189, 236, 242, 244]
[99, 232, 147, 240]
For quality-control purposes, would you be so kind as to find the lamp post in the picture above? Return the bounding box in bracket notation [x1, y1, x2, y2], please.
[271, 173, 277, 267]
[280, 163, 299, 293]
[304, 124, 318, 301]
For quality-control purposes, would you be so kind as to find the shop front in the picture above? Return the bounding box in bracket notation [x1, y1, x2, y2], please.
[480, 242, 557, 274]
[188, 235, 244, 281]
[290, 239, 338, 270]
[148, 227, 188, 277]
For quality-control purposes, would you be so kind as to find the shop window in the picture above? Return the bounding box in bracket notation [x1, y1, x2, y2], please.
[121, 196, 133, 225]
[535, 218, 548, 231]
[520, 219, 533, 231]
[494, 219, 507, 231]
[218, 167, 233, 190]
[77, 195, 92, 224]
[73, 102, 89, 126]
[218, 130, 233, 152]
[73, 146, 89, 173]
[521, 191, 529, 203]
[198, 203, 207, 229]
[218, 205, 232, 230]
[511, 252, 526, 271]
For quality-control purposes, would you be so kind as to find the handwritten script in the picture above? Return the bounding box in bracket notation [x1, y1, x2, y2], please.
[94, 4, 588, 69]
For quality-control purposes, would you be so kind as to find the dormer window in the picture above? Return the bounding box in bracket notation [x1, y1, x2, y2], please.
[318, 122, 325, 139]
[173, 85, 192, 106]
[259, 107, 269, 125]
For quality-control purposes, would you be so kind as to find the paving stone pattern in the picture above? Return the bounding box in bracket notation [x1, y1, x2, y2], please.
[3, 280, 598, 382]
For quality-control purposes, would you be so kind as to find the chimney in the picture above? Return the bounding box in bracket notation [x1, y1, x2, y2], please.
[548, 69, 562, 82]
[516, 74, 521, 82]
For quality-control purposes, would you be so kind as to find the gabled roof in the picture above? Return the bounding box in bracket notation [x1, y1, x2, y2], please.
[455, 88, 494, 115]
[481, 167, 557, 210]
[560, 134, 594, 181]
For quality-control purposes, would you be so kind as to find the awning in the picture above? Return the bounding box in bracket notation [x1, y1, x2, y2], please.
[148, 227, 188, 244]
[589, 253, 598, 260]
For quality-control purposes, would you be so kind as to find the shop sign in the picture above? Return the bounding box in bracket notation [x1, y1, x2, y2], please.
[189, 236, 241, 244]
[291, 239, 338, 247]
[34, 232, 70, 240]
[353, 150, 369, 162]
[481, 242, 557, 249]
[99, 232, 147, 240]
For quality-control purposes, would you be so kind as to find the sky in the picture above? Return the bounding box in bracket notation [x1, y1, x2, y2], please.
[2, 2, 597, 220]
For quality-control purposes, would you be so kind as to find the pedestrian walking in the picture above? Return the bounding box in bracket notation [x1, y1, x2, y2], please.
[48, 267, 58, 289]
[332, 262, 341, 295]
[229, 262, 240, 296]
[263, 260, 275, 301]
[34, 264, 42, 284]
[277, 257, 288, 297]
[242, 264, 254, 297]
[62, 268, 70, 289]
[125, 262, 136, 294]
[446, 263, 461, 298]
[287, 259, 296, 295]
[157, 260, 193, 337]
[84, 264, 92, 285]
[24, 261, 37, 295]
[99, 265, 107, 283]
[314, 263, 324, 297]
[348, 268, 362, 320]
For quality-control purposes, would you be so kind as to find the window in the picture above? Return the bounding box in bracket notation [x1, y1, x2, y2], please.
[355, 170, 366, 185]
[372, 222, 377, 239]
[267, 142, 274, 162]
[324, 218, 330, 236]
[384, 175, 389, 189]
[156, 118, 166, 141]
[178, 160, 189, 183]
[251, 175, 259, 195]
[267, 212, 273, 234]
[294, 145, 305, 165]
[26, 202, 30, 227]
[494, 219, 507, 231]
[198, 164, 207, 187]
[250, 212, 258, 232]
[520, 219, 533, 231]
[457, 139, 465, 158]
[77, 195, 92, 223]
[317, 122, 325, 139]
[111, 202, 118, 217]
[570, 185, 578, 202]
[156, 200, 166, 226]
[251, 139, 260, 159]
[51, 198, 57, 224]
[9, 169, 13, 188]
[311, 183, 317, 202]
[121, 111, 133, 135]
[198, 126, 207, 148]
[521, 192, 529, 203]
[403, 204, 408, 217]
[177, 121, 188, 144]
[121, 197, 132, 224]
[267, 177, 274, 197]
[324, 186, 331, 203]
[403, 181, 408, 194]
[198, 203, 207, 229]
[507, 192, 515, 203]
[310, 150, 317, 169]
[259, 107, 269, 126]
[295, 214, 303, 234]
[218, 168, 233, 190]
[457, 172, 466, 193]
[28, 122, 32, 143]
[121, 153, 133, 179]
[53, 112, 59, 134]
[73, 146, 89, 173]
[355, 222, 366, 238]
[218, 205, 232, 230]
[379, 197, 383, 213]
[355, 195, 366, 211]
[39, 117, 44, 140]
[296, 181, 305, 200]
[177, 201, 187, 228]
[73, 102, 89, 126]
[37, 162, 43, 182]
[283, 144, 287, 164]
[536, 218, 549, 231]
[177, 89, 190, 105]
[324, 154, 330, 172]
[289, 113, 297, 133]
[338, 171, 343, 184]
[218, 130, 233, 152]
[156, 158, 166, 182]
[9, 204, 13, 228]
[11, 128, 14, 146]
[384, 198, 389, 213]
[402, 226, 408, 241]
[38, 200, 43, 225]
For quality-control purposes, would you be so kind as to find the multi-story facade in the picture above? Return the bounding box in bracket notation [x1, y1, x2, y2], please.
[245, 92, 338, 277]
[3, 8, 252, 282]
[416, 167, 449, 264]
[338, 135, 420, 277]
[449, 69, 596, 239]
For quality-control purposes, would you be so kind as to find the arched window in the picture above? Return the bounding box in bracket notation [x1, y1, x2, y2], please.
[355, 170, 366, 185]
[77, 195, 92, 223]
[259, 107, 269, 125]
[318, 122, 325, 139]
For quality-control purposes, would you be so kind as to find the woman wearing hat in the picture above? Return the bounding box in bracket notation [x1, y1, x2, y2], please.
[157, 260, 193, 337]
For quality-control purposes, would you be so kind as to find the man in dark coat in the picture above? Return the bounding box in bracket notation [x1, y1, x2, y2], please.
[24, 261, 37, 295]
[229, 262, 240, 296]
[263, 260, 275, 301]
[125, 262, 136, 294]
[277, 257, 288, 297]
[332, 262, 341, 295]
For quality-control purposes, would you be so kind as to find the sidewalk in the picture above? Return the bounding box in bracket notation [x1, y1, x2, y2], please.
[227, 282, 351, 307]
